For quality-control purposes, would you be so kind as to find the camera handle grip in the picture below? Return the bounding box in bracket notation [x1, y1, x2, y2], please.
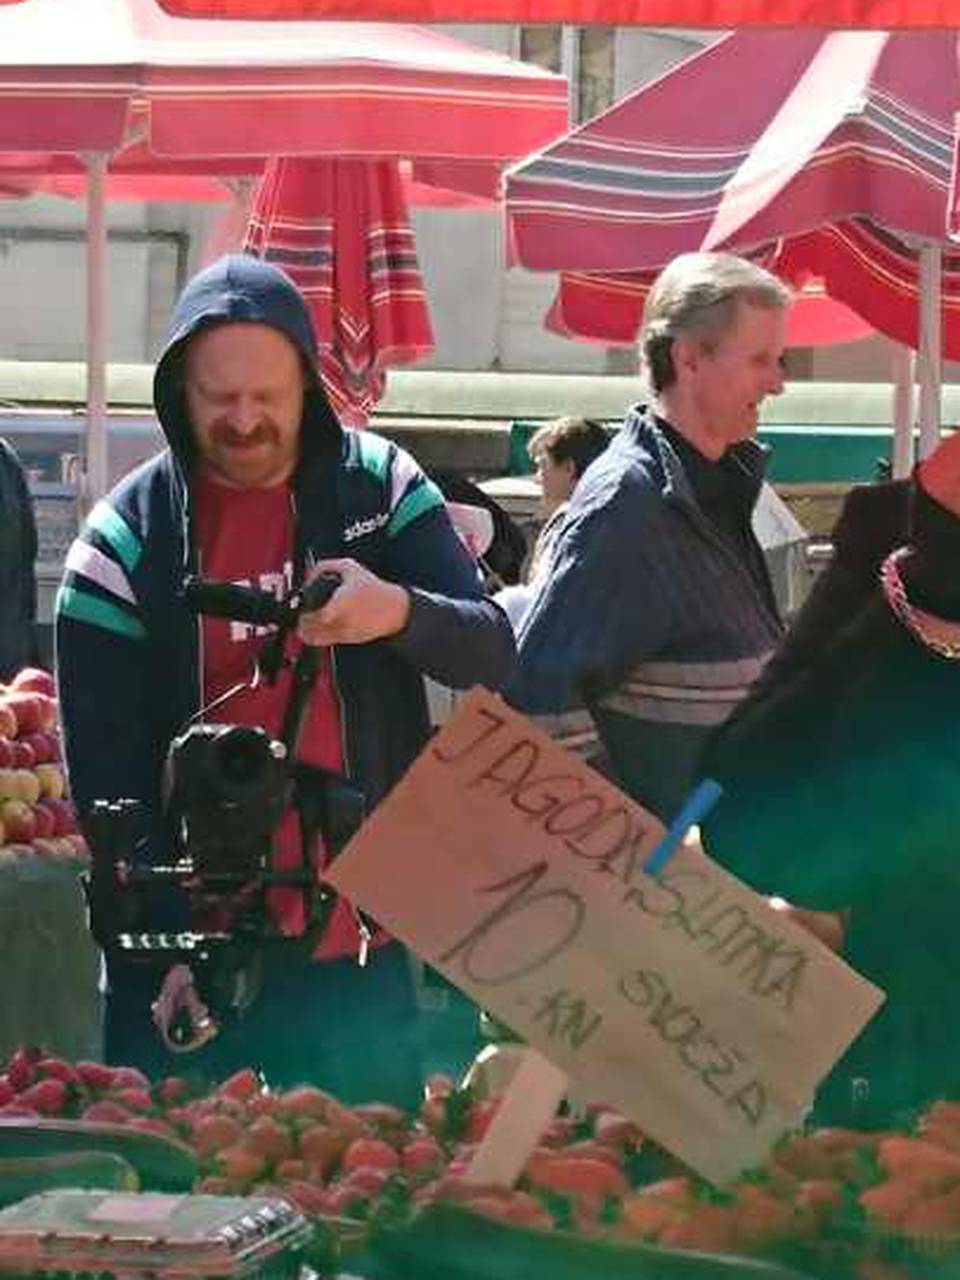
[293, 571, 342, 617]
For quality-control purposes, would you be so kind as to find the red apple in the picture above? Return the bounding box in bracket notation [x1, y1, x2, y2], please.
[31, 804, 56, 839]
[35, 694, 57, 732]
[10, 741, 35, 770]
[20, 733, 53, 765]
[0, 705, 16, 740]
[10, 668, 56, 698]
[1, 694, 37, 736]
[4, 693, 55, 736]
[1, 800, 36, 844]
[0, 739, 15, 769]
[39, 798, 76, 837]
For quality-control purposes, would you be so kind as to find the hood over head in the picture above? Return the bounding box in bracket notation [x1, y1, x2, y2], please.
[153, 253, 341, 471]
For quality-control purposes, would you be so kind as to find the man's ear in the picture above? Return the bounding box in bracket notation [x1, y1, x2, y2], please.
[670, 333, 702, 380]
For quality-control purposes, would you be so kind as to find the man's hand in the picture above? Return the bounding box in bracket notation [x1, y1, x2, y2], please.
[768, 897, 846, 953]
[298, 558, 411, 646]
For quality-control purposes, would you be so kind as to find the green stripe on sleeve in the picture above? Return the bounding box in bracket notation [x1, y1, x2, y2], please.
[56, 584, 146, 641]
[357, 432, 392, 485]
[387, 479, 444, 539]
[87, 502, 143, 574]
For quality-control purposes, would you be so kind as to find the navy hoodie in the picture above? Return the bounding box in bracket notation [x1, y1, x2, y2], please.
[55, 255, 515, 866]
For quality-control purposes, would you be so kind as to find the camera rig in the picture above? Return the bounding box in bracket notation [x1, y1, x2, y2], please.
[83, 570, 369, 1040]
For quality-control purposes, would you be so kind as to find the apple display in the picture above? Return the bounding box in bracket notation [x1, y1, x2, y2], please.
[20, 732, 54, 765]
[1, 800, 36, 844]
[10, 741, 35, 771]
[0, 705, 16, 740]
[14, 770, 41, 806]
[10, 667, 56, 698]
[38, 798, 78, 837]
[31, 803, 56, 839]
[35, 764, 65, 801]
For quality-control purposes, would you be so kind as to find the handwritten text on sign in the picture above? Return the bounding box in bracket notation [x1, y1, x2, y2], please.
[327, 689, 883, 1184]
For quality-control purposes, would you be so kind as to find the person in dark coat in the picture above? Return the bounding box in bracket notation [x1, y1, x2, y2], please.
[729, 475, 911, 711]
[701, 433, 960, 1127]
[0, 438, 38, 679]
[507, 253, 788, 823]
[56, 255, 515, 1102]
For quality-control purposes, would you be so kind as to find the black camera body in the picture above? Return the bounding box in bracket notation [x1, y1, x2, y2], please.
[164, 722, 290, 886]
[83, 572, 366, 1006]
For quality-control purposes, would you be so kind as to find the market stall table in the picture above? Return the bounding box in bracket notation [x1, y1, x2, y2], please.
[0, 852, 101, 1062]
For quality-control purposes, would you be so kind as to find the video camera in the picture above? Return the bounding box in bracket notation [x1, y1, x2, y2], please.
[83, 571, 369, 1041]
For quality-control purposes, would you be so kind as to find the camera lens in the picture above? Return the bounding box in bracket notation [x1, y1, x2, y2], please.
[217, 728, 269, 789]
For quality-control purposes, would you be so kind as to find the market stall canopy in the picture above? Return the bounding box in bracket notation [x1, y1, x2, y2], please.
[0, 0, 567, 499]
[507, 31, 954, 281]
[244, 158, 435, 426]
[0, 0, 567, 178]
[155, 0, 959, 29]
[506, 29, 960, 455]
[545, 272, 875, 348]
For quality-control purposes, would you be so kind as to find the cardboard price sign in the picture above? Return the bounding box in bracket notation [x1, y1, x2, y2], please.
[327, 688, 884, 1184]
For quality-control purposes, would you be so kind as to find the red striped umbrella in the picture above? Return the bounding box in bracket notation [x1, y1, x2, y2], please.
[545, 269, 875, 349]
[0, 0, 567, 169]
[507, 31, 954, 275]
[156, 0, 955, 29]
[0, 0, 566, 495]
[506, 29, 960, 452]
[244, 158, 434, 426]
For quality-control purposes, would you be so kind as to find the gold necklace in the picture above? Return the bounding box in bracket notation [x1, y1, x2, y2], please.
[880, 546, 960, 661]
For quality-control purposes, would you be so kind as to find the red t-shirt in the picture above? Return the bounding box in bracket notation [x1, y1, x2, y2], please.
[194, 472, 369, 960]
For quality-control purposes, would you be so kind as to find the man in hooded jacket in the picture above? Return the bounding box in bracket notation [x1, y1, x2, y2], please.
[55, 255, 515, 1103]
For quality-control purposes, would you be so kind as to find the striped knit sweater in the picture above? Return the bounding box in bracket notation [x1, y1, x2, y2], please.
[507, 408, 784, 821]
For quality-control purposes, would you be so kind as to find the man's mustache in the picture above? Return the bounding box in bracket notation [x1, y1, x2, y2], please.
[213, 424, 278, 449]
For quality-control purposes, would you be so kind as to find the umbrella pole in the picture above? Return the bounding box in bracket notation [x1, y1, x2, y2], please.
[916, 239, 942, 460]
[891, 344, 915, 479]
[83, 152, 110, 510]
[560, 27, 578, 127]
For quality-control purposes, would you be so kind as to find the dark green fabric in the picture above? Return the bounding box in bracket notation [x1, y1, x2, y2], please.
[703, 597, 960, 1127]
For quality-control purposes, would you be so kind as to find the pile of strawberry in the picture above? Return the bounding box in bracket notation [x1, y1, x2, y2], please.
[0, 1047, 162, 1124]
[3, 1046, 960, 1279]
[0, 1047, 641, 1228]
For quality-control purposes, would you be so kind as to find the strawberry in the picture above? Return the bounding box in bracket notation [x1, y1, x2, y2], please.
[280, 1179, 330, 1216]
[107, 1066, 151, 1091]
[342, 1137, 400, 1174]
[5, 1046, 41, 1092]
[111, 1087, 153, 1113]
[81, 1099, 133, 1125]
[344, 1165, 391, 1195]
[0, 1102, 39, 1118]
[75, 1061, 116, 1092]
[155, 1076, 190, 1106]
[36, 1058, 80, 1086]
[0, 1076, 15, 1107]
[18, 1078, 68, 1116]
[401, 1136, 444, 1178]
[319, 1181, 371, 1216]
[217, 1068, 262, 1103]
